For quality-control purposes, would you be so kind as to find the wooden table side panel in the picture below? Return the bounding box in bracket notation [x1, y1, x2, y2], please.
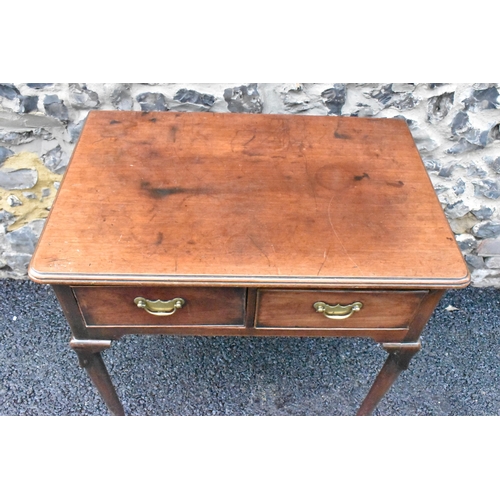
[83, 325, 409, 342]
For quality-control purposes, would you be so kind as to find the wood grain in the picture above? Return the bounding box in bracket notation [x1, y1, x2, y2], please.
[255, 289, 426, 329]
[73, 286, 246, 326]
[29, 111, 469, 288]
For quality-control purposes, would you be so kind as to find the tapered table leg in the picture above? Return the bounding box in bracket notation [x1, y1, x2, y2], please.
[356, 340, 421, 416]
[70, 337, 125, 416]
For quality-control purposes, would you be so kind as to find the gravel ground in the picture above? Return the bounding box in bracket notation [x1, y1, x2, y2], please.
[1, 279, 499, 416]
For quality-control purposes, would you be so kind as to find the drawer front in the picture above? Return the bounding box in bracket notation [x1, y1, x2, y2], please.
[73, 286, 246, 326]
[255, 290, 427, 329]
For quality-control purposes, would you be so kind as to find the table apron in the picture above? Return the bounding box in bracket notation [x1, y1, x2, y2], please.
[82, 325, 410, 342]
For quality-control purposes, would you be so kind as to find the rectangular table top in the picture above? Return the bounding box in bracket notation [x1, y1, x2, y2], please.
[29, 111, 469, 288]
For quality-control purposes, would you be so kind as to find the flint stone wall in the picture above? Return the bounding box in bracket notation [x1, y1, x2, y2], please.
[1, 83, 500, 286]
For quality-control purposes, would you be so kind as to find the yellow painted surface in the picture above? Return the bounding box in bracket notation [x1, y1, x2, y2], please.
[0, 152, 63, 231]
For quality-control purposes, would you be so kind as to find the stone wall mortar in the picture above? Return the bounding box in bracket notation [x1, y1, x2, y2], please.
[1, 83, 500, 286]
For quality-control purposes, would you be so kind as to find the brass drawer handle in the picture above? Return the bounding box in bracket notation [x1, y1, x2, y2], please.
[313, 301, 363, 320]
[134, 297, 185, 316]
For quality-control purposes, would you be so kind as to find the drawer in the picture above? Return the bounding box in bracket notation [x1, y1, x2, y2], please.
[255, 290, 427, 329]
[73, 286, 246, 326]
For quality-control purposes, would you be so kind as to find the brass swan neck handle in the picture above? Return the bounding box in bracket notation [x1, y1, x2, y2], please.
[313, 301, 363, 320]
[134, 297, 185, 316]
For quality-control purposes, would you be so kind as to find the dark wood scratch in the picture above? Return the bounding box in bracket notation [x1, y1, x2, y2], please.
[248, 235, 272, 268]
[304, 161, 318, 211]
[386, 180, 404, 188]
[354, 172, 370, 181]
[243, 133, 256, 146]
[317, 247, 330, 275]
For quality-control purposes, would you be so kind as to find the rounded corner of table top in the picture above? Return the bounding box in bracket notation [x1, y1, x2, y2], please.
[27, 261, 56, 285]
[450, 270, 472, 289]
[27, 265, 46, 284]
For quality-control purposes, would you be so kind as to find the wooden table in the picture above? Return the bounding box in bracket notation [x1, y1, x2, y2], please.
[29, 111, 470, 415]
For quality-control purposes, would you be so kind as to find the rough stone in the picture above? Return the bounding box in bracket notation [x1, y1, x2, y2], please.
[33, 128, 54, 142]
[281, 84, 315, 113]
[1, 219, 45, 271]
[19, 96, 38, 114]
[350, 103, 375, 117]
[451, 111, 471, 137]
[399, 116, 416, 127]
[473, 179, 500, 199]
[485, 256, 500, 268]
[42, 145, 69, 174]
[465, 254, 485, 269]
[0, 130, 34, 145]
[449, 213, 479, 234]
[472, 206, 495, 220]
[26, 84, 52, 89]
[427, 92, 454, 124]
[391, 83, 415, 93]
[464, 127, 490, 147]
[370, 84, 394, 106]
[463, 86, 500, 112]
[477, 238, 500, 256]
[0, 168, 38, 190]
[436, 188, 452, 204]
[472, 83, 492, 90]
[471, 221, 500, 239]
[438, 163, 456, 177]
[434, 184, 449, 195]
[7, 195, 22, 207]
[43, 95, 69, 122]
[321, 85, 346, 115]
[484, 156, 500, 174]
[408, 124, 438, 153]
[0, 84, 20, 100]
[466, 163, 488, 178]
[471, 268, 500, 286]
[453, 178, 466, 195]
[2, 252, 31, 272]
[224, 84, 263, 114]
[391, 93, 419, 111]
[0, 111, 62, 130]
[136, 92, 168, 112]
[0, 146, 14, 166]
[22, 192, 37, 200]
[0, 210, 14, 224]
[369, 85, 419, 110]
[69, 84, 100, 109]
[455, 233, 478, 253]
[450, 111, 492, 147]
[174, 89, 215, 108]
[4, 219, 45, 254]
[423, 159, 441, 172]
[445, 200, 470, 218]
[489, 123, 500, 142]
[111, 84, 133, 111]
[447, 138, 482, 155]
[67, 120, 84, 143]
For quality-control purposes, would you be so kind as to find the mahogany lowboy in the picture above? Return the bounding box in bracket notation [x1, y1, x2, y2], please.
[29, 111, 470, 415]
